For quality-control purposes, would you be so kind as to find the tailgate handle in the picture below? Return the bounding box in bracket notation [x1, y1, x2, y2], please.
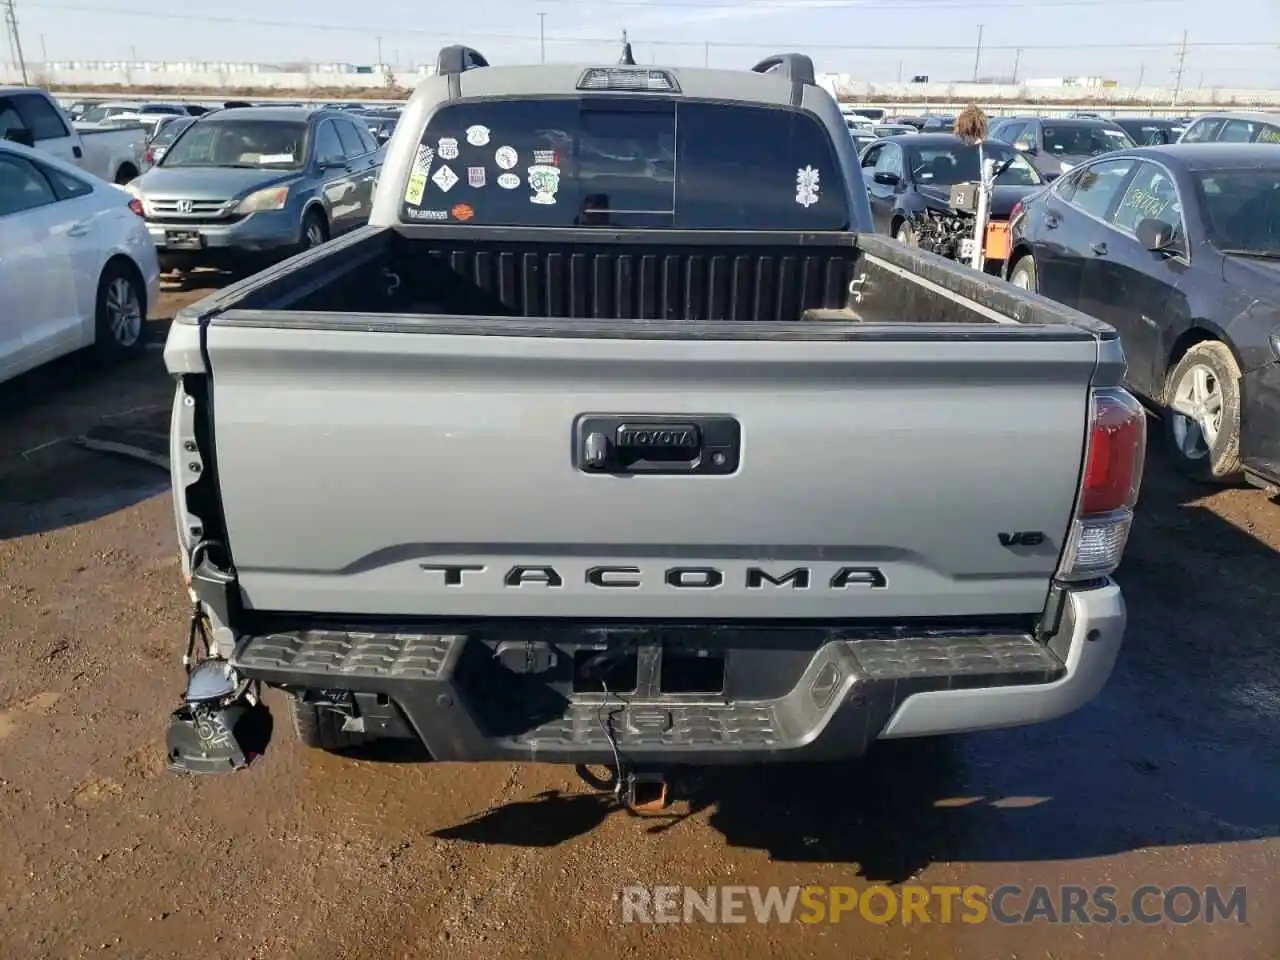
[575, 415, 741, 476]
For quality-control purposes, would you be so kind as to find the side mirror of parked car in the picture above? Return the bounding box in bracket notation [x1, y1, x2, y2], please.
[1136, 217, 1176, 253]
[873, 171, 902, 187]
[3, 127, 35, 148]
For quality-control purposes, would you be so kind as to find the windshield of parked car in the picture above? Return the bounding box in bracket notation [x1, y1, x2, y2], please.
[79, 103, 136, 123]
[1194, 168, 1280, 255]
[1120, 120, 1184, 145]
[151, 116, 195, 146]
[160, 119, 308, 169]
[908, 142, 1042, 186]
[1043, 123, 1135, 156]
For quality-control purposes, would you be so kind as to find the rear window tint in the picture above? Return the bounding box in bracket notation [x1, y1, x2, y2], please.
[399, 98, 848, 230]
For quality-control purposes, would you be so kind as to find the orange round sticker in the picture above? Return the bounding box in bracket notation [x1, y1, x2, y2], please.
[452, 204, 474, 221]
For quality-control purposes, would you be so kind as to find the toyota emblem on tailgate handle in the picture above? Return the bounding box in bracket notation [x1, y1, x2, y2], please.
[574, 415, 742, 476]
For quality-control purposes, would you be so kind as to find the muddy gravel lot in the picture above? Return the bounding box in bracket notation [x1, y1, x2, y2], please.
[0, 275, 1277, 959]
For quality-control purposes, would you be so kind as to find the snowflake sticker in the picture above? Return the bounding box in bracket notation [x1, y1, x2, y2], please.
[432, 164, 459, 193]
[796, 166, 821, 208]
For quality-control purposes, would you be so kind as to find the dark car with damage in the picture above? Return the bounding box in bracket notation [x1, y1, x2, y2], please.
[860, 133, 1046, 271]
[1006, 143, 1280, 491]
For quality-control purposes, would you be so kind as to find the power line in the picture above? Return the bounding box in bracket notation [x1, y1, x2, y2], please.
[16, 4, 1275, 53]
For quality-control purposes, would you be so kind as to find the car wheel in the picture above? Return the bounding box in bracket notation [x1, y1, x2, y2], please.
[1008, 255, 1037, 292]
[289, 696, 377, 752]
[893, 220, 917, 246]
[301, 209, 329, 249]
[1163, 341, 1243, 484]
[94, 261, 146, 357]
[114, 164, 138, 185]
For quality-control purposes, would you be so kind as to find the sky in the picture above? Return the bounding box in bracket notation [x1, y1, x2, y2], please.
[7, 0, 1280, 88]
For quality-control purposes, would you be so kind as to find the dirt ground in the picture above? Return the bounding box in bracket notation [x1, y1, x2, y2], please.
[0, 275, 1277, 959]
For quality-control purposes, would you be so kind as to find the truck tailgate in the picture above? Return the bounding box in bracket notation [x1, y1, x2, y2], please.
[202, 322, 1095, 619]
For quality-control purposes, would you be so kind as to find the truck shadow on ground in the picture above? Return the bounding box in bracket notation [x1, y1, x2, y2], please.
[432, 444, 1280, 882]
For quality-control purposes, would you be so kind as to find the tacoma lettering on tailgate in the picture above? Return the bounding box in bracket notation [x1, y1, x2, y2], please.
[420, 564, 888, 589]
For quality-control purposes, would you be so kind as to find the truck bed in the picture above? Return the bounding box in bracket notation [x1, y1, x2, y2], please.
[201, 224, 1113, 334]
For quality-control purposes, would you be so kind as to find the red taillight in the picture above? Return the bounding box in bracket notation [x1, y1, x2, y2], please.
[1009, 200, 1025, 222]
[128, 197, 145, 218]
[1081, 390, 1146, 515]
[1056, 388, 1146, 582]
[144, 149, 154, 164]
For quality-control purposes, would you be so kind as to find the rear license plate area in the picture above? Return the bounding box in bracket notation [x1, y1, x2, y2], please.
[165, 230, 204, 250]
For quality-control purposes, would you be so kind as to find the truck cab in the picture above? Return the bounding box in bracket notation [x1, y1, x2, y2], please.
[0, 87, 147, 184]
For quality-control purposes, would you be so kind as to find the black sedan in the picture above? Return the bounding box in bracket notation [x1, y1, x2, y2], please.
[859, 134, 1046, 267]
[1005, 143, 1280, 490]
[991, 117, 1135, 181]
[1112, 116, 1186, 146]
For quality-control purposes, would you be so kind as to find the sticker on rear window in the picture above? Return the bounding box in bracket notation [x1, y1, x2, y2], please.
[795, 165, 821, 207]
[259, 154, 294, 164]
[533, 149, 557, 165]
[432, 164, 459, 192]
[404, 172, 427, 206]
[528, 164, 560, 205]
[495, 146, 518, 170]
[467, 166, 486, 187]
[405, 207, 448, 221]
[438, 137, 460, 160]
[497, 172, 520, 190]
[411, 144, 434, 176]
[466, 125, 491, 147]
[452, 203, 474, 221]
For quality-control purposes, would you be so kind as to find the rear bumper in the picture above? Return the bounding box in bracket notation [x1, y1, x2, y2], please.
[231, 582, 1124, 765]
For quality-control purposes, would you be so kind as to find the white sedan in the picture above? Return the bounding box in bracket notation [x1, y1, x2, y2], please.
[0, 139, 159, 385]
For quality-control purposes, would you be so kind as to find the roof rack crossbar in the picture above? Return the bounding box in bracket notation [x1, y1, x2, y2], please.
[436, 45, 490, 76]
[750, 53, 816, 87]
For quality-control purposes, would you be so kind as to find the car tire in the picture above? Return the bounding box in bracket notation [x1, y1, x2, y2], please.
[93, 260, 146, 357]
[1163, 341, 1244, 484]
[1008, 254, 1037, 292]
[114, 164, 138, 185]
[301, 209, 329, 250]
[893, 220, 917, 246]
[289, 696, 377, 752]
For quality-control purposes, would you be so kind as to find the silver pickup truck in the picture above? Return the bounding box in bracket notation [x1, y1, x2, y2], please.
[161, 47, 1146, 806]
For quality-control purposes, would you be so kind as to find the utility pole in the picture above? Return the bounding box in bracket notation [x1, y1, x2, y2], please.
[39, 30, 45, 65]
[1136, 63, 1145, 88]
[1171, 29, 1188, 108]
[5, 0, 27, 83]
[1012, 47, 1021, 83]
[376, 36, 382, 66]
[972, 24, 984, 82]
[538, 12, 546, 64]
[896, 59, 903, 82]
[704, 40, 709, 67]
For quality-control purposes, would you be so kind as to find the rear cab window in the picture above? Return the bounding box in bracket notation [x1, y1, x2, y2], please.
[399, 97, 849, 229]
[0, 93, 70, 141]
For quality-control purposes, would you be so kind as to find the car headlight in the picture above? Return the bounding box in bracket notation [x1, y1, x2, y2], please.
[236, 185, 290, 214]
